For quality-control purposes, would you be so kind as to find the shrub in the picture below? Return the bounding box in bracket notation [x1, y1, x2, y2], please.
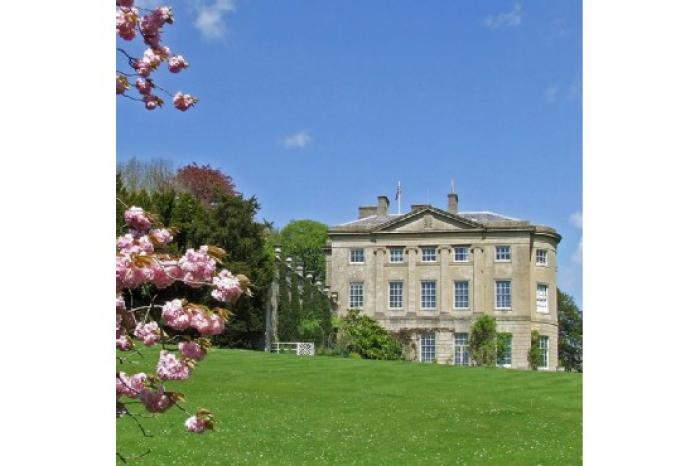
[528, 330, 542, 370]
[335, 310, 403, 360]
[469, 315, 497, 366]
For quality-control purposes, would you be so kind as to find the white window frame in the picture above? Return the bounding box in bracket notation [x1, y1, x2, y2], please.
[388, 281, 404, 310]
[420, 332, 436, 363]
[453, 281, 470, 310]
[421, 246, 437, 262]
[495, 245, 511, 262]
[349, 248, 365, 264]
[538, 336, 549, 369]
[536, 283, 549, 313]
[349, 282, 364, 309]
[454, 333, 469, 366]
[497, 334, 512, 368]
[453, 246, 469, 262]
[495, 280, 512, 310]
[420, 280, 437, 310]
[535, 249, 548, 266]
[389, 247, 404, 263]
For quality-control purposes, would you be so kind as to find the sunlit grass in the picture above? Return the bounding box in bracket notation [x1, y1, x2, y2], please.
[117, 348, 581, 465]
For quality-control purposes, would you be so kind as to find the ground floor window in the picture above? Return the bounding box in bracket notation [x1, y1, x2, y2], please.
[454, 333, 469, 366]
[421, 333, 436, 363]
[497, 333, 512, 367]
[539, 336, 549, 369]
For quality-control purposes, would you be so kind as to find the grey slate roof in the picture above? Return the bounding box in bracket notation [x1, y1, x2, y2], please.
[330, 208, 532, 233]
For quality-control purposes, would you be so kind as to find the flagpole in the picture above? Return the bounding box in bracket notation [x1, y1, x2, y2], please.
[398, 181, 401, 214]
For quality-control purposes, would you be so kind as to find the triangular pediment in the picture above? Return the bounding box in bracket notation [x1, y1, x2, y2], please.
[372, 207, 484, 233]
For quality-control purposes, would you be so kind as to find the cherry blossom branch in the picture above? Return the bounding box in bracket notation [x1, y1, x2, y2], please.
[117, 48, 137, 66]
[124, 408, 153, 438]
[120, 93, 144, 102]
[116, 448, 152, 464]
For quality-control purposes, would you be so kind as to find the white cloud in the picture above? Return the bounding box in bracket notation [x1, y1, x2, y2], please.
[283, 130, 312, 149]
[545, 84, 559, 103]
[572, 239, 583, 264]
[569, 211, 583, 229]
[484, 3, 523, 29]
[194, 0, 236, 41]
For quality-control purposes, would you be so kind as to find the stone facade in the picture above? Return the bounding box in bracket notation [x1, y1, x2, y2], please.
[325, 193, 561, 370]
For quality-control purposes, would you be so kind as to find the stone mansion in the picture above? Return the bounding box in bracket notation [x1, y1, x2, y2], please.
[324, 193, 561, 370]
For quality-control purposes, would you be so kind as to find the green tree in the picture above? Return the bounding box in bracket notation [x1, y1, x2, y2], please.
[558, 289, 583, 372]
[469, 315, 497, 366]
[279, 220, 328, 281]
[116, 177, 275, 349]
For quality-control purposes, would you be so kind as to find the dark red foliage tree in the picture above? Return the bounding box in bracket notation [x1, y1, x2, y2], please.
[175, 163, 236, 204]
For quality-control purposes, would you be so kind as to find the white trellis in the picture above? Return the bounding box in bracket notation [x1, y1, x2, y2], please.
[271, 342, 315, 356]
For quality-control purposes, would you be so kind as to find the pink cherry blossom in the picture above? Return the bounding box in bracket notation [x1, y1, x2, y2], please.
[117, 372, 146, 398]
[116, 294, 126, 311]
[116, 8, 138, 41]
[168, 55, 188, 73]
[149, 261, 177, 288]
[116, 255, 155, 289]
[179, 340, 206, 361]
[116, 334, 133, 351]
[144, 95, 163, 110]
[173, 92, 198, 111]
[140, 385, 172, 413]
[135, 78, 153, 96]
[178, 246, 215, 286]
[116, 0, 134, 7]
[124, 206, 151, 231]
[191, 311, 225, 336]
[134, 321, 161, 346]
[156, 350, 191, 381]
[185, 415, 206, 433]
[162, 299, 191, 330]
[150, 228, 173, 244]
[211, 269, 242, 303]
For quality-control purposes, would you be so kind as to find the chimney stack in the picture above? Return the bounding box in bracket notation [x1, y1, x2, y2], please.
[358, 206, 377, 219]
[377, 195, 390, 216]
[447, 192, 459, 214]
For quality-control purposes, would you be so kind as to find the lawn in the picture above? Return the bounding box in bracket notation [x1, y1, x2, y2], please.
[117, 349, 582, 465]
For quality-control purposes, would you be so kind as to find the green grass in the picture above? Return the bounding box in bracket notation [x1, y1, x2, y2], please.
[118, 349, 581, 465]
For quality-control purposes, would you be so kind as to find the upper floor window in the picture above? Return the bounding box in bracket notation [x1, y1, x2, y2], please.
[454, 281, 470, 309]
[389, 247, 404, 263]
[495, 246, 511, 262]
[495, 280, 512, 310]
[453, 246, 469, 262]
[538, 336, 549, 369]
[388, 281, 403, 309]
[421, 281, 437, 309]
[421, 247, 437, 262]
[536, 284, 549, 312]
[349, 248, 365, 263]
[349, 282, 364, 308]
[536, 249, 548, 266]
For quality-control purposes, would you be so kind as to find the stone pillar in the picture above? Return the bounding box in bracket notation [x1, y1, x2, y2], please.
[439, 246, 450, 313]
[265, 251, 281, 351]
[374, 248, 385, 316]
[407, 247, 417, 313]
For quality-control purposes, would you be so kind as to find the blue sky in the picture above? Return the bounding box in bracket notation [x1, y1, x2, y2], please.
[117, 0, 582, 306]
